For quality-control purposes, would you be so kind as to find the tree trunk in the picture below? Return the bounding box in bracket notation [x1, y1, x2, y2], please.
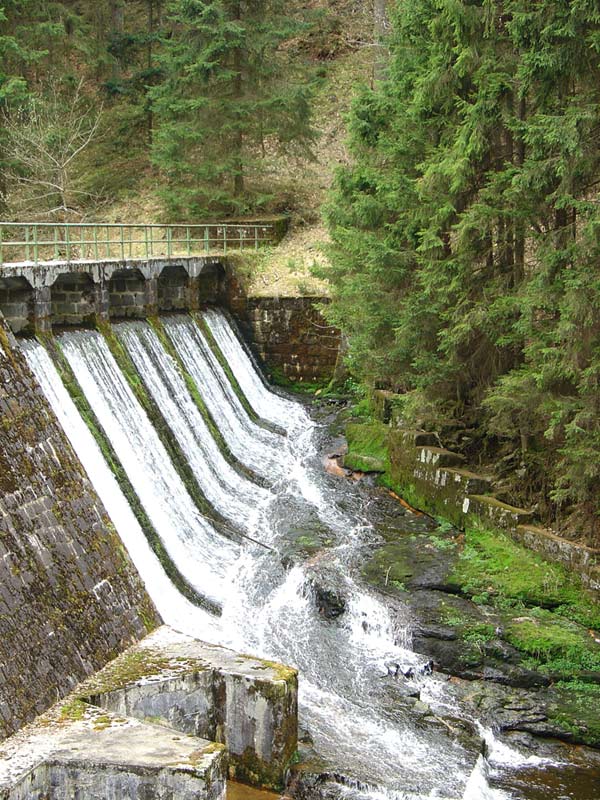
[110, 0, 125, 81]
[232, 1, 244, 200]
[373, 0, 388, 83]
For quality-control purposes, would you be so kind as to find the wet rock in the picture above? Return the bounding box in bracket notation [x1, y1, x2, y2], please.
[304, 557, 347, 620]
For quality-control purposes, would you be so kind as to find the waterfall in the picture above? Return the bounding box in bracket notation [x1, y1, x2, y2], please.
[203, 307, 310, 434]
[114, 319, 272, 532]
[163, 314, 287, 481]
[21, 312, 559, 800]
[58, 329, 240, 610]
[20, 339, 221, 642]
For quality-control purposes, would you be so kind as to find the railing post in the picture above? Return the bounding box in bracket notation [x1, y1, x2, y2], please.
[255, 226, 259, 251]
[93, 227, 99, 260]
[223, 226, 227, 254]
[149, 226, 154, 257]
[186, 226, 191, 256]
[167, 226, 172, 258]
[65, 224, 70, 262]
[54, 227, 59, 260]
[144, 226, 149, 258]
[105, 225, 110, 259]
[25, 226, 30, 262]
[120, 225, 125, 260]
[204, 227, 209, 253]
[33, 224, 38, 263]
[239, 228, 243, 251]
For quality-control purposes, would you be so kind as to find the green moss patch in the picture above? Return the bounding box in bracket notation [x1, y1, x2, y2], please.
[504, 611, 600, 676]
[451, 522, 600, 629]
[344, 421, 390, 473]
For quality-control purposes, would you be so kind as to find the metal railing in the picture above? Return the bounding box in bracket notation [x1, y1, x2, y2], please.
[0, 222, 274, 265]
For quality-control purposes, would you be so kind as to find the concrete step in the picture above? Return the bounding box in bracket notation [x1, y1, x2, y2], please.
[0, 705, 226, 800]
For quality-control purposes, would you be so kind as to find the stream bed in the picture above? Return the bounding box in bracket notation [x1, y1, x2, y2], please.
[21, 310, 600, 800]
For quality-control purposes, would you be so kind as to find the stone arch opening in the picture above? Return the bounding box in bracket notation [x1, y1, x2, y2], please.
[0, 276, 34, 334]
[158, 264, 189, 312]
[108, 268, 146, 319]
[195, 262, 225, 306]
[51, 272, 96, 328]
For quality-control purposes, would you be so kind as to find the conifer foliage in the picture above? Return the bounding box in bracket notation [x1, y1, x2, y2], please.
[151, 0, 315, 216]
[325, 0, 600, 538]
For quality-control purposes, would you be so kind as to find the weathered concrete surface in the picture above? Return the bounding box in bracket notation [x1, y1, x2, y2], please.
[0, 704, 226, 800]
[0, 312, 159, 739]
[79, 627, 298, 789]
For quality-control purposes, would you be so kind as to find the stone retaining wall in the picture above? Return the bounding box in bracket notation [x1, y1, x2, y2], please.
[235, 297, 340, 384]
[0, 313, 159, 739]
[373, 391, 600, 594]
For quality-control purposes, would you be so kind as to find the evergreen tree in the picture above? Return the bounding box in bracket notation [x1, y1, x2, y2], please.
[150, 0, 315, 216]
[324, 0, 600, 538]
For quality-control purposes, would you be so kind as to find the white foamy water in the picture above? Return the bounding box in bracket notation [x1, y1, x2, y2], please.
[20, 339, 221, 641]
[115, 319, 272, 531]
[21, 312, 563, 800]
[58, 329, 240, 609]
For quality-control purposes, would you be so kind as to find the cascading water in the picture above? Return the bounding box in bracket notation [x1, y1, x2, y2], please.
[19, 339, 221, 642]
[113, 319, 272, 532]
[163, 314, 286, 481]
[57, 329, 240, 610]
[22, 312, 581, 800]
[203, 307, 308, 434]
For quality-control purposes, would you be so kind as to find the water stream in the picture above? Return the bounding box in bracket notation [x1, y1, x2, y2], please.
[20, 311, 596, 800]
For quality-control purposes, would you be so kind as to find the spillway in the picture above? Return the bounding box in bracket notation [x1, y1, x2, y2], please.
[163, 314, 286, 481]
[114, 319, 272, 532]
[20, 339, 221, 641]
[58, 329, 240, 610]
[22, 311, 572, 800]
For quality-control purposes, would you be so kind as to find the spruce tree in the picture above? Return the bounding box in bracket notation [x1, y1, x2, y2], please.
[150, 0, 315, 216]
[324, 0, 600, 537]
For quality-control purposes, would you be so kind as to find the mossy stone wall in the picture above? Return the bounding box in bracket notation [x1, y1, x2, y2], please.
[0, 313, 158, 739]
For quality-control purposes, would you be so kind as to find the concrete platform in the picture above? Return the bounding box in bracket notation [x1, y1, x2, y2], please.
[0, 704, 226, 800]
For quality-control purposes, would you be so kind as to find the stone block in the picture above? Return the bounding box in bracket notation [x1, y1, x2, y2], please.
[415, 446, 465, 469]
[79, 628, 298, 790]
[463, 495, 535, 530]
[0, 706, 226, 800]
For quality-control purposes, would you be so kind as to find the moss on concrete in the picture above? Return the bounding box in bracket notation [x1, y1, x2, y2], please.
[80, 647, 205, 698]
[344, 421, 390, 473]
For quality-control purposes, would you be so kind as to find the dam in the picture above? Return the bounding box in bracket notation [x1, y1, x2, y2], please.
[0, 243, 599, 799]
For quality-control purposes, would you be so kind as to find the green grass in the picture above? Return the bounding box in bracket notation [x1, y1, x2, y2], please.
[505, 613, 600, 672]
[269, 365, 331, 395]
[450, 521, 600, 629]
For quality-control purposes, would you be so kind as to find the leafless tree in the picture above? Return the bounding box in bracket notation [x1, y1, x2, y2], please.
[1, 80, 103, 220]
